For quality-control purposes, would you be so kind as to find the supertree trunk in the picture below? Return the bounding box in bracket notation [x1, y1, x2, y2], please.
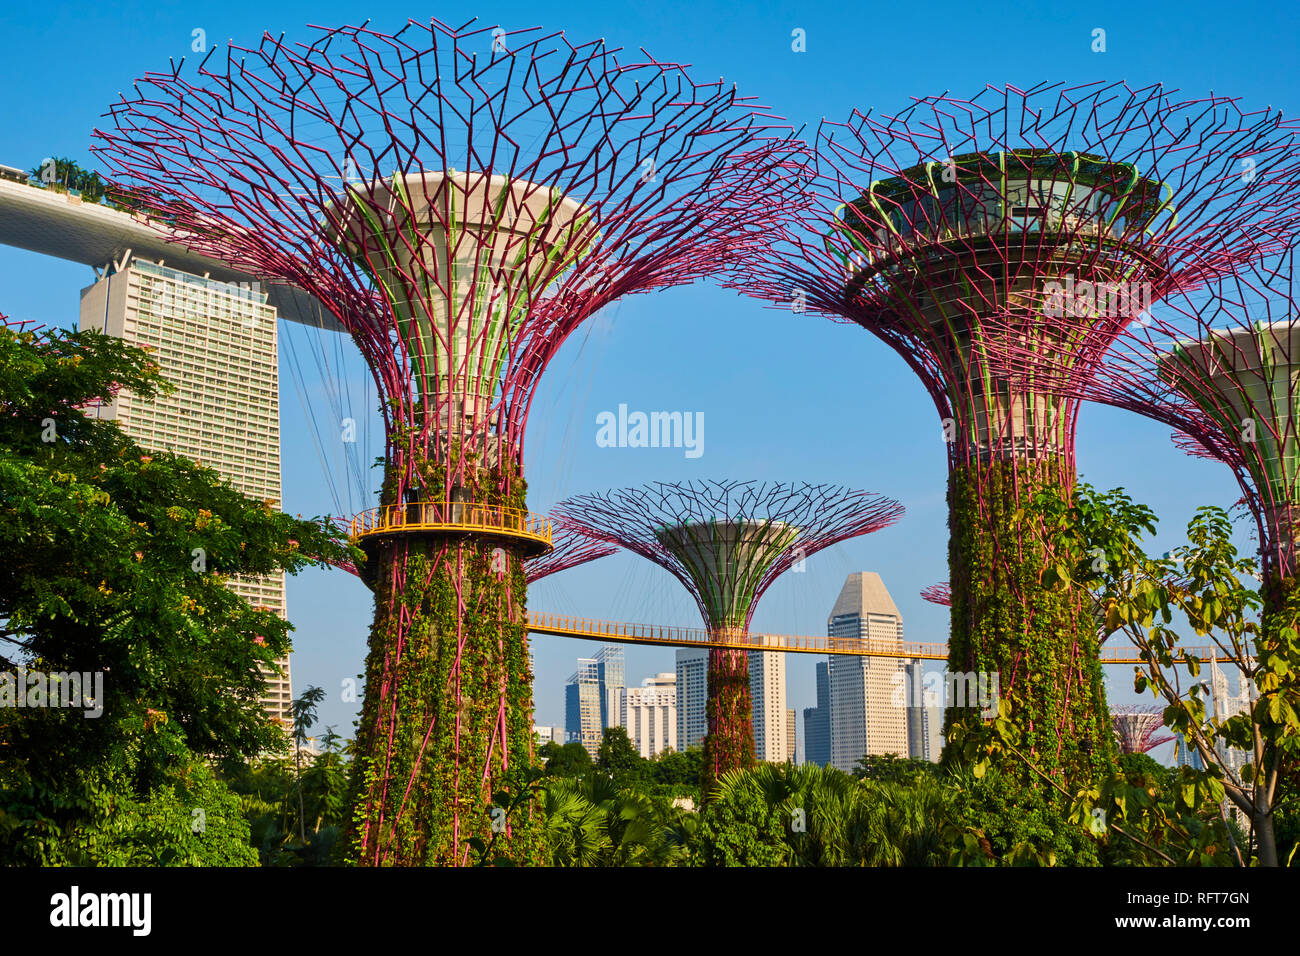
[944, 456, 1114, 782]
[701, 639, 756, 794]
[347, 454, 543, 866]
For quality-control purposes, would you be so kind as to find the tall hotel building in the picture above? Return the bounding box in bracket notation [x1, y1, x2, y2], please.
[826, 572, 909, 771]
[594, 645, 626, 732]
[750, 639, 790, 763]
[676, 647, 708, 752]
[621, 673, 677, 758]
[565, 658, 602, 756]
[78, 257, 293, 727]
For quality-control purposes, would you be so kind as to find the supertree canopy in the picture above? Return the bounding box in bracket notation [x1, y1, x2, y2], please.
[999, 247, 1300, 594]
[554, 479, 904, 793]
[1110, 705, 1174, 756]
[730, 81, 1300, 783]
[94, 19, 802, 865]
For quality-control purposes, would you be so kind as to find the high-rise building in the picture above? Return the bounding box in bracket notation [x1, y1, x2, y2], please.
[78, 257, 292, 728]
[594, 645, 625, 730]
[533, 725, 565, 745]
[621, 673, 676, 758]
[1174, 735, 1205, 771]
[785, 708, 797, 765]
[1209, 660, 1255, 793]
[904, 659, 944, 762]
[565, 658, 602, 756]
[565, 645, 626, 756]
[676, 647, 708, 752]
[803, 660, 831, 767]
[749, 638, 788, 762]
[827, 572, 909, 771]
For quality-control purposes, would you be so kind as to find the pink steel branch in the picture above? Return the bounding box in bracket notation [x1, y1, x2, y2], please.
[731, 81, 1300, 478]
[999, 246, 1300, 581]
[93, 19, 803, 503]
[522, 524, 616, 584]
[920, 582, 951, 607]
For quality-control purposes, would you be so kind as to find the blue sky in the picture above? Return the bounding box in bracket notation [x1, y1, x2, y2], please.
[2, 0, 1293, 755]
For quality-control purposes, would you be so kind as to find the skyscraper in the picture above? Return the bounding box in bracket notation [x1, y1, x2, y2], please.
[827, 572, 909, 771]
[594, 645, 626, 730]
[1209, 660, 1254, 782]
[78, 256, 292, 728]
[785, 708, 797, 765]
[565, 645, 627, 756]
[676, 647, 708, 752]
[749, 638, 788, 762]
[622, 673, 676, 758]
[803, 660, 831, 768]
[565, 658, 602, 756]
[904, 660, 944, 762]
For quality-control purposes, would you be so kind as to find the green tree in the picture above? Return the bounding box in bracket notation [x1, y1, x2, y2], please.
[538, 778, 612, 866]
[693, 767, 790, 866]
[596, 726, 645, 779]
[290, 685, 326, 844]
[852, 753, 936, 784]
[992, 485, 1284, 865]
[0, 325, 357, 864]
[27, 156, 107, 203]
[539, 741, 594, 777]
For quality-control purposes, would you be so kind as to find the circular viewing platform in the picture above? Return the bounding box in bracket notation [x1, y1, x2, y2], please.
[349, 502, 553, 557]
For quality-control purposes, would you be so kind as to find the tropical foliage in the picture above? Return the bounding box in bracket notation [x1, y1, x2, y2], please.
[0, 325, 355, 865]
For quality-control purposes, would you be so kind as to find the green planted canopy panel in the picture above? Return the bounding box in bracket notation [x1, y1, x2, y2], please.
[654, 519, 800, 630]
[1162, 320, 1300, 519]
[327, 171, 596, 404]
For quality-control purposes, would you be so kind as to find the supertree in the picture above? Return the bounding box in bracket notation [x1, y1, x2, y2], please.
[729, 81, 1300, 783]
[554, 479, 904, 793]
[920, 582, 951, 607]
[1110, 704, 1174, 756]
[93, 19, 801, 865]
[997, 248, 1300, 859]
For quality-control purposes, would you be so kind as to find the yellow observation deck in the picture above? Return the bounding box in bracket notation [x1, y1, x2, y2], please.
[350, 501, 553, 557]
